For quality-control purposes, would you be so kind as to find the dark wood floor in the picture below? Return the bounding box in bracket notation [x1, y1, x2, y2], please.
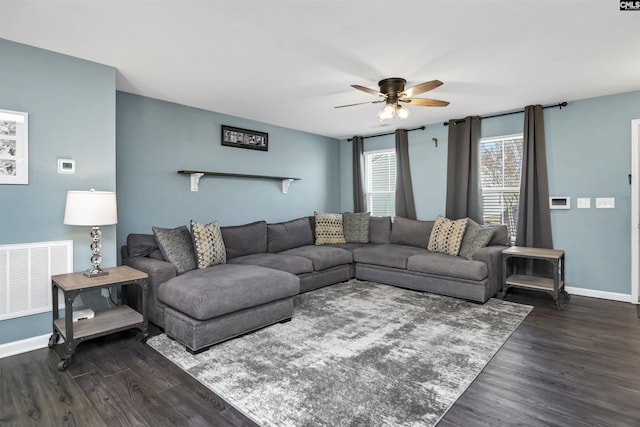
[1, 289, 639, 427]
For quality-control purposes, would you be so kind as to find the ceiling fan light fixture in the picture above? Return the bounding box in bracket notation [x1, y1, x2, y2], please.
[397, 105, 410, 120]
[377, 103, 397, 121]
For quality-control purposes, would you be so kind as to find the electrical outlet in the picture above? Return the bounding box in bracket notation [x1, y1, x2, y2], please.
[101, 288, 110, 298]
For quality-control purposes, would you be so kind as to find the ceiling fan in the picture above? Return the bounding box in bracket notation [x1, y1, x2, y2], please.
[335, 77, 449, 121]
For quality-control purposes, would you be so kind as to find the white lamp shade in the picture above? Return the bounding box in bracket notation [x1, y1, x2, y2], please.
[64, 190, 118, 226]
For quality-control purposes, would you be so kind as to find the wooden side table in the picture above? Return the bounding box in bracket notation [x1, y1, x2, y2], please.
[49, 265, 148, 370]
[500, 246, 569, 310]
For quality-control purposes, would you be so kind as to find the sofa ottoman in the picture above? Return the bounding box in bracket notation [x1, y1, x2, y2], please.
[158, 264, 300, 353]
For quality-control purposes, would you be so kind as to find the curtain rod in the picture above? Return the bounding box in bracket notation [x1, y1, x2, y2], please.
[347, 126, 425, 142]
[443, 102, 568, 126]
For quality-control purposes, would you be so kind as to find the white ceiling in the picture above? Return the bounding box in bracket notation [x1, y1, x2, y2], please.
[1, 1, 639, 140]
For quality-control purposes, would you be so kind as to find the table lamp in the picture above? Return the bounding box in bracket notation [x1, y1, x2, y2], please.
[64, 189, 118, 277]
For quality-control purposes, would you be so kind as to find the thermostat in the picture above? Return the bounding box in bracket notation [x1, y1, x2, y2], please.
[57, 158, 75, 174]
[549, 196, 570, 209]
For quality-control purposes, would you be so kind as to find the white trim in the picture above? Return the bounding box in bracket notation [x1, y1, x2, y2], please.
[565, 286, 633, 303]
[0, 333, 54, 359]
[632, 119, 640, 305]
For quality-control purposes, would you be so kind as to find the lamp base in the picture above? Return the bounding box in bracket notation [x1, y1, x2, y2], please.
[83, 268, 109, 278]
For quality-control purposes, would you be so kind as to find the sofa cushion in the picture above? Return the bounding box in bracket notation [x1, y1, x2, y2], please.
[280, 245, 352, 271]
[190, 220, 227, 268]
[407, 252, 488, 281]
[267, 217, 314, 253]
[152, 226, 197, 274]
[158, 264, 299, 321]
[220, 220, 267, 260]
[314, 212, 346, 245]
[369, 216, 392, 244]
[390, 217, 434, 248]
[126, 233, 163, 260]
[488, 224, 510, 246]
[458, 219, 495, 260]
[427, 215, 468, 256]
[343, 212, 370, 243]
[228, 253, 314, 275]
[352, 244, 428, 269]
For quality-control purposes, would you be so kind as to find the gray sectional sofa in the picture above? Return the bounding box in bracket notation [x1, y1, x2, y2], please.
[121, 215, 509, 353]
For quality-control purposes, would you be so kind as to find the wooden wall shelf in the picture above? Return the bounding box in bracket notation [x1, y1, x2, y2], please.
[177, 170, 301, 193]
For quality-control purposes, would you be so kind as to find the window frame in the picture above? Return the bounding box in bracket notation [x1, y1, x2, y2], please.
[479, 133, 523, 243]
[364, 148, 396, 217]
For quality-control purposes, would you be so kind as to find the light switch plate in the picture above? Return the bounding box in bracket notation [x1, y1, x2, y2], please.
[596, 197, 615, 208]
[577, 198, 591, 209]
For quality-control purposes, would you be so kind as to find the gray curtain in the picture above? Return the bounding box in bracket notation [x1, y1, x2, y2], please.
[395, 129, 416, 219]
[516, 105, 553, 275]
[352, 136, 366, 213]
[445, 116, 482, 222]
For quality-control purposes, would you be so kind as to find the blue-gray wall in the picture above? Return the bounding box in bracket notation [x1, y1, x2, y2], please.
[0, 39, 116, 344]
[340, 90, 640, 295]
[115, 92, 341, 249]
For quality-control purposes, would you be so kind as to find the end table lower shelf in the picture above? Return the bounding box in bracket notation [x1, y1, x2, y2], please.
[500, 246, 569, 310]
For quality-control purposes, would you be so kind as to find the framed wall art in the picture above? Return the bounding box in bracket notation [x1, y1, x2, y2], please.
[221, 125, 268, 152]
[0, 109, 28, 185]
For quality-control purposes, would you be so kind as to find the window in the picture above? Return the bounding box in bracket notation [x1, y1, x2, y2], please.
[480, 134, 523, 243]
[365, 149, 396, 216]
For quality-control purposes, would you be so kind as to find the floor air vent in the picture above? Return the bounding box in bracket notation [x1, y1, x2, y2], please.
[0, 241, 72, 320]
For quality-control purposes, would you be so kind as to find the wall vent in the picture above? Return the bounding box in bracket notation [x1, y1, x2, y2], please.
[0, 241, 73, 320]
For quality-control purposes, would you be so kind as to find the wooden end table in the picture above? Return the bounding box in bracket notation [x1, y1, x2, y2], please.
[49, 265, 148, 370]
[500, 246, 569, 310]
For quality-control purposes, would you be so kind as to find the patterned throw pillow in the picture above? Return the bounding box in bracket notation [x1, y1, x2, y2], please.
[152, 226, 197, 274]
[190, 220, 227, 269]
[458, 218, 495, 259]
[427, 215, 469, 256]
[314, 212, 346, 245]
[343, 212, 370, 243]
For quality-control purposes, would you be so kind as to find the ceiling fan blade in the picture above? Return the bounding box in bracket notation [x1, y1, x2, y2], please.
[351, 84, 385, 97]
[400, 98, 449, 107]
[334, 100, 385, 108]
[400, 80, 443, 98]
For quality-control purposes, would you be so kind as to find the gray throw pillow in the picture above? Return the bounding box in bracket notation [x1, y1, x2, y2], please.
[458, 218, 495, 259]
[152, 226, 197, 274]
[343, 212, 370, 243]
[267, 217, 314, 253]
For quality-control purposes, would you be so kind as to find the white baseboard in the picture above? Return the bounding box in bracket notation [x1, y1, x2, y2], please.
[565, 286, 634, 303]
[0, 333, 52, 359]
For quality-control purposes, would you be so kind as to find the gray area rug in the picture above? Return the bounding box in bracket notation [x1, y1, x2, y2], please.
[147, 280, 532, 426]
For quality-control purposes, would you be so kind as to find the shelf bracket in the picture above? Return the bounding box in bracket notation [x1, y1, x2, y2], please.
[281, 178, 295, 194]
[190, 173, 205, 192]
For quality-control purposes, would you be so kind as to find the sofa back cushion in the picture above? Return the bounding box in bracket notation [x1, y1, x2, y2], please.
[267, 217, 314, 253]
[220, 220, 268, 260]
[369, 216, 392, 244]
[390, 217, 434, 248]
[126, 233, 164, 259]
[488, 224, 510, 246]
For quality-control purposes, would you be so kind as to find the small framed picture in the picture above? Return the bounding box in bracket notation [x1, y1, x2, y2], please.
[221, 125, 268, 152]
[0, 109, 28, 185]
